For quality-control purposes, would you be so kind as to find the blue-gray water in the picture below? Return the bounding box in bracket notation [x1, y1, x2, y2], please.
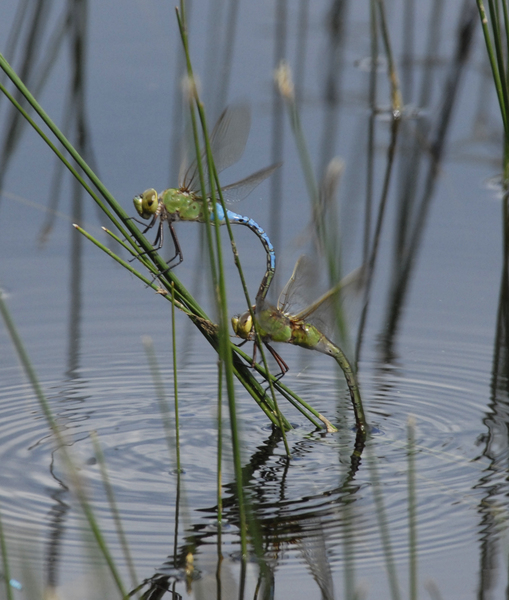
[0, 1, 506, 598]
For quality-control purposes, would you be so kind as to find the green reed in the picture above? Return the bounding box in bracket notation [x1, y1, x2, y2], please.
[407, 417, 417, 600]
[0, 49, 322, 438]
[91, 432, 139, 594]
[0, 503, 14, 600]
[476, 0, 509, 182]
[0, 286, 128, 598]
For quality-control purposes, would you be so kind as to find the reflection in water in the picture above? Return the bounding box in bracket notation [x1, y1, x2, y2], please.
[476, 194, 509, 599]
[0, 0, 100, 591]
[45, 452, 71, 591]
[379, 2, 478, 359]
[318, 0, 348, 179]
[2, 0, 508, 598]
[268, 0, 287, 297]
[133, 427, 365, 599]
[0, 1, 54, 202]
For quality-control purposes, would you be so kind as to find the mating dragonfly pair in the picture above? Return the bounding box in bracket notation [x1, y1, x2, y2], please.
[133, 105, 366, 434]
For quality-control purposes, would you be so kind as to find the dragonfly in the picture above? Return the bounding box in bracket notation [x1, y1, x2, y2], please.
[231, 256, 367, 435]
[133, 105, 280, 301]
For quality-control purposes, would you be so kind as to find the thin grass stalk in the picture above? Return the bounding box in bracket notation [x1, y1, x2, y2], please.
[487, 0, 509, 123]
[74, 225, 192, 314]
[215, 360, 224, 600]
[79, 225, 294, 432]
[275, 61, 319, 208]
[503, 0, 509, 74]
[142, 338, 176, 466]
[273, 386, 325, 430]
[0, 78, 128, 240]
[195, 100, 250, 557]
[407, 416, 417, 600]
[217, 361, 223, 525]
[181, 59, 288, 443]
[101, 227, 157, 271]
[233, 345, 336, 431]
[502, 0, 509, 181]
[275, 64, 355, 363]
[0, 288, 128, 598]
[141, 336, 185, 572]
[91, 432, 139, 594]
[0, 504, 14, 600]
[364, 0, 378, 268]
[89, 225, 288, 426]
[342, 499, 356, 600]
[174, 476, 182, 574]
[356, 116, 400, 363]
[275, 64, 365, 424]
[1, 22, 314, 433]
[367, 441, 401, 600]
[375, 0, 403, 113]
[0, 54, 207, 319]
[476, 1, 509, 137]
[176, 7, 248, 559]
[171, 284, 182, 473]
[216, 361, 223, 600]
[232, 370, 287, 427]
[1, 51, 312, 432]
[206, 124, 292, 446]
[173, 9, 220, 304]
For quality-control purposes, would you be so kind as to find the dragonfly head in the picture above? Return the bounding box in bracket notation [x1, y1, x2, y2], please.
[231, 310, 253, 339]
[133, 188, 159, 219]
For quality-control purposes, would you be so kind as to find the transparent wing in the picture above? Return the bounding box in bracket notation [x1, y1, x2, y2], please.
[221, 163, 281, 203]
[294, 266, 365, 337]
[181, 105, 251, 192]
[277, 256, 318, 315]
[277, 256, 364, 338]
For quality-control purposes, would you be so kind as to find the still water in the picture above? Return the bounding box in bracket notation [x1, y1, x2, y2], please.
[0, 1, 507, 598]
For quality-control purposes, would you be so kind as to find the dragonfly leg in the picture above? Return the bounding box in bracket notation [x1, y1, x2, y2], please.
[129, 219, 165, 264]
[126, 215, 151, 228]
[265, 343, 289, 381]
[156, 222, 183, 278]
[234, 339, 249, 348]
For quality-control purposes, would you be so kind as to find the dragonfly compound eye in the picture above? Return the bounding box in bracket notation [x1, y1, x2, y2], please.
[231, 315, 240, 334]
[231, 312, 253, 338]
[133, 188, 159, 219]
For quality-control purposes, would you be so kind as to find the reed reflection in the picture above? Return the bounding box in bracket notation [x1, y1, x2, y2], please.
[132, 426, 364, 599]
[475, 192, 509, 599]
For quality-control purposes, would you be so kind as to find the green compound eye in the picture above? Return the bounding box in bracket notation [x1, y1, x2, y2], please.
[133, 188, 158, 219]
[231, 312, 253, 338]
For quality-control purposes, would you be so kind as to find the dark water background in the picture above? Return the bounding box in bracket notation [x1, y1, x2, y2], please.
[0, 1, 507, 599]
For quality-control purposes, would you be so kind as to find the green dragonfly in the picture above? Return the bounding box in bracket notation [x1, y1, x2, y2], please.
[231, 256, 367, 435]
[133, 105, 280, 301]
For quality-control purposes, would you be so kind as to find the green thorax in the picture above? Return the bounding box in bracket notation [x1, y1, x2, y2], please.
[257, 307, 338, 356]
[256, 307, 293, 343]
[161, 188, 212, 222]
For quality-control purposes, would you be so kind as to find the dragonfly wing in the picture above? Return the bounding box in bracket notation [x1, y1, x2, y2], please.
[277, 256, 318, 315]
[182, 105, 251, 193]
[210, 104, 251, 173]
[221, 162, 281, 203]
[294, 266, 365, 336]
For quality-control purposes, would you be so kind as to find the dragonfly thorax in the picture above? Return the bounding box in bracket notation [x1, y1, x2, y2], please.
[161, 188, 207, 222]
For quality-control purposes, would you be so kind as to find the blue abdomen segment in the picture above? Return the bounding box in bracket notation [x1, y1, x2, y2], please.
[215, 205, 276, 301]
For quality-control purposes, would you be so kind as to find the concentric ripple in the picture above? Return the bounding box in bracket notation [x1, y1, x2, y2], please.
[0, 327, 501, 584]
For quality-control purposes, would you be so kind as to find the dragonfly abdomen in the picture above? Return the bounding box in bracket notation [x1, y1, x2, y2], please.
[217, 206, 276, 302]
[290, 322, 328, 351]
